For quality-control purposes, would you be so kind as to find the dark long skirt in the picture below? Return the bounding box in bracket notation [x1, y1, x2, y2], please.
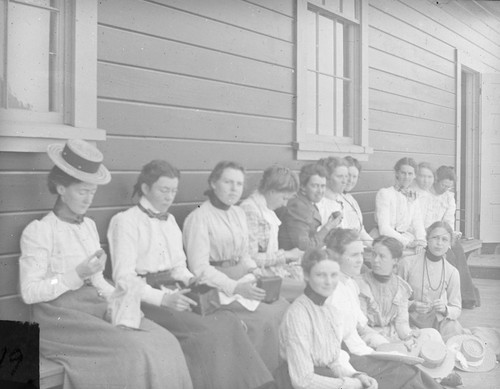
[224, 298, 290, 374]
[34, 286, 192, 389]
[446, 242, 480, 307]
[142, 303, 274, 389]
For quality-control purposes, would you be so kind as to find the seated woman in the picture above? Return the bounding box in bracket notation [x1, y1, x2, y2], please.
[240, 165, 305, 300]
[414, 164, 479, 309]
[19, 140, 192, 389]
[316, 156, 348, 227]
[357, 235, 442, 345]
[278, 248, 378, 389]
[183, 161, 289, 374]
[398, 221, 467, 342]
[373, 157, 426, 252]
[108, 160, 273, 389]
[278, 163, 341, 251]
[324, 229, 445, 389]
[343, 156, 373, 246]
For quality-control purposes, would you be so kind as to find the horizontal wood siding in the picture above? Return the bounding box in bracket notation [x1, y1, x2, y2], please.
[2, 0, 500, 319]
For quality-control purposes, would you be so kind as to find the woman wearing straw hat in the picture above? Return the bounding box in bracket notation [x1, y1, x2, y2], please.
[19, 139, 192, 389]
[108, 159, 274, 389]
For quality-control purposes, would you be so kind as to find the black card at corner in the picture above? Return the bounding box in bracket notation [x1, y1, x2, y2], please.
[0, 320, 39, 389]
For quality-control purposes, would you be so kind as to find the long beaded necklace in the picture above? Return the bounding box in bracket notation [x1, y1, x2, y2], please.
[421, 255, 446, 300]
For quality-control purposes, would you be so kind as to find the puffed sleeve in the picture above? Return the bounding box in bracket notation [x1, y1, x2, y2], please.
[410, 199, 426, 241]
[283, 199, 328, 251]
[183, 208, 238, 296]
[376, 188, 411, 246]
[19, 220, 83, 304]
[443, 267, 462, 321]
[166, 215, 196, 285]
[282, 305, 346, 389]
[108, 212, 165, 307]
[394, 278, 413, 339]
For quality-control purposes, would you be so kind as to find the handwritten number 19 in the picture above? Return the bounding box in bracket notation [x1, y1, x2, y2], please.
[0, 347, 23, 377]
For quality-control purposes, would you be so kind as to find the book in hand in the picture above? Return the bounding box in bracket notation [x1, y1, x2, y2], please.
[256, 276, 282, 304]
[185, 284, 221, 316]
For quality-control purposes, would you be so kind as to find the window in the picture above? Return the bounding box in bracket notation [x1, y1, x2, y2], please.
[295, 0, 372, 160]
[0, 0, 105, 152]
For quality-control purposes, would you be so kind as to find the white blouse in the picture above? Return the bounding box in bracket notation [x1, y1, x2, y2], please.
[183, 200, 257, 297]
[107, 197, 194, 307]
[20, 212, 114, 304]
[279, 294, 359, 389]
[374, 186, 426, 246]
[417, 188, 456, 230]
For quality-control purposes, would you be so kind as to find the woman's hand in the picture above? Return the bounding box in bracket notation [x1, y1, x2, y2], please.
[76, 249, 106, 279]
[161, 289, 197, 312]
[323, 211, 343, 232]
[413, 301, 431, 314]
[356, 374, 378, 389]
[431, 299, 447, 314]
[342, 377, 363, 389]
[284, 248, 303, 263]
[234, 281, 266, 301]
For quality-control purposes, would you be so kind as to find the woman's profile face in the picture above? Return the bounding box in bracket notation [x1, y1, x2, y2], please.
[395, 164, 415, 189]
[57, 182, 98, 215]
[265, 190, 294, 210]
[304, 259, 340, 298]
[339, 240, 364, 277]
[434, 179, 454, 195]
[345, 166, 360, 193]
[211, 168, 245, 206]
[328, 166, 349, 193]
[142, 176, 179, 213]
[371, 243, 397, 276]
[427, 227, 452, 257]
[416, 167, 434, 191]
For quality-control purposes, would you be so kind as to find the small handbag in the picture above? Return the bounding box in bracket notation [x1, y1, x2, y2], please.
[185, 284, 221, 316]
[257, 276, 282, 304]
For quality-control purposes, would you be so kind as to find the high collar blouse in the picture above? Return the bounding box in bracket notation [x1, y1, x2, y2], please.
[374, 186, 426, 246]
[107, 197, 194, 307]
[357, 271, 413, 341]
[279, 293, 359, 389]
[19, 212, 114, 304]
[183, 200, 257, 297]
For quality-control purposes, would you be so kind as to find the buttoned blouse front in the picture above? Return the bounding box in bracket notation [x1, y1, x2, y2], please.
[108, 197, 194, 307]
[279, 294, 358, 389]
[20, 212, 114, 304]
[183, 200, 257, 296]
[375, 186, 426, 246]
[418, 188, 456, 229]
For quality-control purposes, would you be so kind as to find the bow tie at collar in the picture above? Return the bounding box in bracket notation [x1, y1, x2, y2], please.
[138, 203, 169, 221]
[395, 185, 416, 201]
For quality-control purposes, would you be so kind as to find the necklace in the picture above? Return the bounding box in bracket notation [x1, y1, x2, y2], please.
[421, 256, 445, 300]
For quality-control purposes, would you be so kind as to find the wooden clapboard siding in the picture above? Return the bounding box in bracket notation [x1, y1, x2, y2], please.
[0, 296, 30, 321]
[243, 0, 294, 18]
[370, 131, 455, 155]
[98, 101, 294, 144]
[98, 26, 294, 94]
[363, 151, 455, 172]
[0, 255, 19, 298]
[98, 0, 294, 67]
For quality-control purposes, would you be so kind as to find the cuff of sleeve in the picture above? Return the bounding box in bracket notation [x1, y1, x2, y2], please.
[62, 269, 84, 290]
[224, 279, 239, 296]
[141, 284, 165, 307]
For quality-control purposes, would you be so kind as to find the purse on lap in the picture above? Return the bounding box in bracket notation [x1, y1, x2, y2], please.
[185, 284, 221, 316]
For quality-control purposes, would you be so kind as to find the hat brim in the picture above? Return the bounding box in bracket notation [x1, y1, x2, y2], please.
[446, 334, 497, 373]
[47, 143, 111, 185]
[369, 351, 424, 365]
[416, 348, 456, 379]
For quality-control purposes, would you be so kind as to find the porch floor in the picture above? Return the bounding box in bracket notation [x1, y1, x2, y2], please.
[447, 253, 500, 389]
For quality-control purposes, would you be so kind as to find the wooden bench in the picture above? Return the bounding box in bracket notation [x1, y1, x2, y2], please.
[40, 357, 64, 389]
[460, 238, 483, 262]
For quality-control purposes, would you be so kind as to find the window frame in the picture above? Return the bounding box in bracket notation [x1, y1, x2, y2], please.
[0, 0, 105, 152]
[295, 0, 372, 161]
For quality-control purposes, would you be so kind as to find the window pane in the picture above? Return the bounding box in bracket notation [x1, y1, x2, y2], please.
[318, 74, 334, 136]
[318, 13, 334, 75]
[336, 21, 345, 78]
[306, 70, 317, 134]
[6, 0, 60, 112]
[335, 78, 344, 137]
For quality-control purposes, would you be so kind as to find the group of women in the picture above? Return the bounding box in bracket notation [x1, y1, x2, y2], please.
[19, 139, 482, 389]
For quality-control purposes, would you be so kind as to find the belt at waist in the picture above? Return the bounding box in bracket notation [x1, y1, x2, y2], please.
[211, 259, 238, 268]
[138, 270, 176, 288]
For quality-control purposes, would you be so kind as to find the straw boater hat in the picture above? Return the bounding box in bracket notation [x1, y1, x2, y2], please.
[47, 139, 111, 185]
[447, 334, 496, 373]
[374, 330, 455, 378]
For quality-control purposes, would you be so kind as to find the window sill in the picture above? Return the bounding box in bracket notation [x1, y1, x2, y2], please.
[0, 122, 106, 152]
[293, 140, 373, 161]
